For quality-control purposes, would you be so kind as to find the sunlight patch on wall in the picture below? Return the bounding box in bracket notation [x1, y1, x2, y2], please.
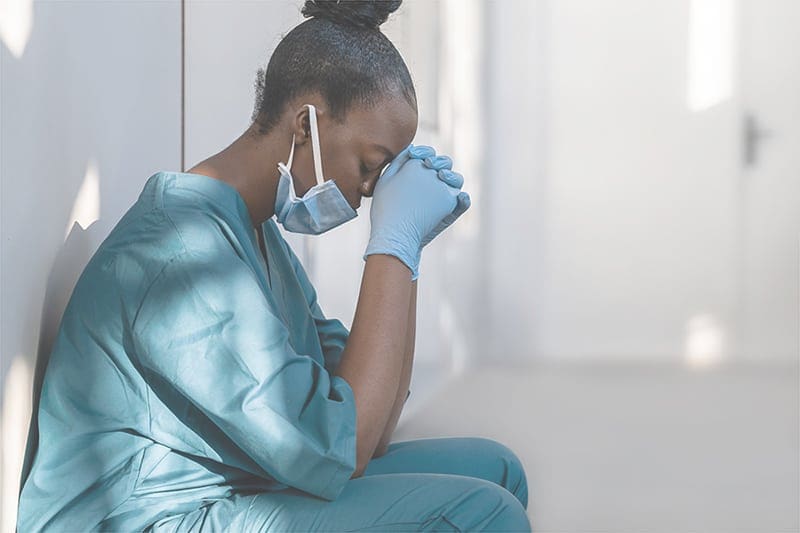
[684, 313, 726, 369]
[441, 0, 483, 240]
[439, 298, 470, 377]
[2, 355, 32, 533]
[687, 0, 736, 112]
[64, 159, 101, 241]
[0, 0, 33, 59]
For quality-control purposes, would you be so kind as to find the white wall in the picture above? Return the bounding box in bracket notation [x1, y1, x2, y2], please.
[0, 2, 181, 529]
[483, 0, 798, 364]
[484, 0, 551, 363]
[536, 0, 739, 362]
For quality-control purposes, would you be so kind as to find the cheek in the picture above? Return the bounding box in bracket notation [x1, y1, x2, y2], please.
[324, 152, 360, 186]
[327, 160, 360, 193]
[319, 138, 362, 207]
[326, 161, 362, 208]
[322, 144, 358, 179]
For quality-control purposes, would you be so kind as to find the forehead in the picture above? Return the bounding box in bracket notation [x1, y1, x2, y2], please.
[338, 96, 418, 155]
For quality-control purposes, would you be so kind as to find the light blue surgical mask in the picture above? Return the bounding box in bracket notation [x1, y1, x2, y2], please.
[274, 104, 357, 235]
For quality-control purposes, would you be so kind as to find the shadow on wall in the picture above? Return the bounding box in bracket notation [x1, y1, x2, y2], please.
[19, 221, 105, 489]
[1, 10, 108, 524]
[1, 1, 180, 529]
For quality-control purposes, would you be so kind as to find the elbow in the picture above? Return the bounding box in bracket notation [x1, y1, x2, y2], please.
[351, 448, 369, 479]
[350, 461, 367, 479]
[372, 442, 389, 459]
[350, 444, 387, 480]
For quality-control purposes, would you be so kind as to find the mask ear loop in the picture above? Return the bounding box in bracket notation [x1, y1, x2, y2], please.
[286, 133, 296, 169]
[305, 104, 325, 186]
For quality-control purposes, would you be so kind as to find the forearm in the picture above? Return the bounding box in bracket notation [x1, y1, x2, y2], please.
[373, 279, 417, 457]
[335, 255, 412, 477]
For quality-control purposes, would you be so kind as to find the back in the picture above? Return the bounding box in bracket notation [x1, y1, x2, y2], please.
[17, 171, 357, 531]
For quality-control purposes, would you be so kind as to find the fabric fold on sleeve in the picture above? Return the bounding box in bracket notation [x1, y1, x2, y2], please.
[278, 228, 350, 375]
[131, 248, 357, 501]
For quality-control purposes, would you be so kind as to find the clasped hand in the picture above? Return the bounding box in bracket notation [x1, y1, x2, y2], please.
[364, 144, 471, 280]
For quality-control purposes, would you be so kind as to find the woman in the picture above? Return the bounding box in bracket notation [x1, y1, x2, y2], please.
[18, 1, 531, 531]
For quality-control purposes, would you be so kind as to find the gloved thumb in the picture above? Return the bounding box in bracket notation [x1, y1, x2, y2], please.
[408, 144, 436, 159]
[453, 190, 471, 215]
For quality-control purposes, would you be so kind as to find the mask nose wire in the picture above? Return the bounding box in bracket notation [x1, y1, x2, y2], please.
[306, 104, 325, 187]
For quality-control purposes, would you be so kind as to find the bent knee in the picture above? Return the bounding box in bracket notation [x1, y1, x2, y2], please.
[468, 437, 529, 509]
[432, 477, 530, 532]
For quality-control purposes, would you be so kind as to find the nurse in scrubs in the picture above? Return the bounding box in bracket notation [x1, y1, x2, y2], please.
[17, 1, 531, 531]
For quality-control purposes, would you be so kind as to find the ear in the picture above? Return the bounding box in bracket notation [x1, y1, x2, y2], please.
[290, 105, 312, 146]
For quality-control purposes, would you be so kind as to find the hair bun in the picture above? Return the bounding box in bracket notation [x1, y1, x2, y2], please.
[302, 0, 402, 31]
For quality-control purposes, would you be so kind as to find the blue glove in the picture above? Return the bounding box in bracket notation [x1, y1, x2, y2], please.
[418, 156, 470, 249]
[401, 156, 470, 278]
[377, 144, 435, 179]
[365, 145, 460, 279]
[422, 154, 453, 171]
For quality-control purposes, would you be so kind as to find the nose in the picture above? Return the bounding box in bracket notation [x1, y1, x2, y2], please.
[360, 175, 380, 198]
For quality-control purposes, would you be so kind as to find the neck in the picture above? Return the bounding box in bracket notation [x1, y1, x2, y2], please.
[186, 125, 288, 228]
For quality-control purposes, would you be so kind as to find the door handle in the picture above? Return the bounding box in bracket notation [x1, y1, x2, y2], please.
[743, 112, 773, 168]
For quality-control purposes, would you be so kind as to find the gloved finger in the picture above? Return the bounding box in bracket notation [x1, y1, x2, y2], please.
[441, 191, 471, 225]
[378, 144, 413, 180]
[423, 155, 453, 171]
[419, 191, 471, 249]
[408, 144, 436, 159]
[453, 190, 471, 216]
[437, 169, 464, 189]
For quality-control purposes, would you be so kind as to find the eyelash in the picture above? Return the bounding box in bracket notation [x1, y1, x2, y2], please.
[361, 162, 381, 176]
[361, 160, 391, 178]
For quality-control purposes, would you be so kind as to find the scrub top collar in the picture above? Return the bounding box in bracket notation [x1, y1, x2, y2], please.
[144, 170, 256, 233]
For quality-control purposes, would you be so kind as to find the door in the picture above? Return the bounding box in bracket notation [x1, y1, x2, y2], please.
[522, 0, 798, 364]
[531, 0, 742, 364]
[737, 0, 800, 360]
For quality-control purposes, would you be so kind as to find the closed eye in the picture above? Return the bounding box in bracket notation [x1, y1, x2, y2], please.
[361, 160, 390, 177]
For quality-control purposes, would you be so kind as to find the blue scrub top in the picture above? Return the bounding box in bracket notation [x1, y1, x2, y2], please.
[17, 171, 358, 532]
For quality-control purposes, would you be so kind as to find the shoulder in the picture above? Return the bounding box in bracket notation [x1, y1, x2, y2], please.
[108, 205, 252, 311]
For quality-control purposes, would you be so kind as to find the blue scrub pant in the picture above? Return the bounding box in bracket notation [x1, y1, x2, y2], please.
[148, 437, 531, 532]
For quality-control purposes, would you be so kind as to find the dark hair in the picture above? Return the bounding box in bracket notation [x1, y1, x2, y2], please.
[250, 0, 417, 135]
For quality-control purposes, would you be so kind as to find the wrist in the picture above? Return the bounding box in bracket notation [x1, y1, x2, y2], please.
[364, 235, 420, 278]
[364, 251, 416, 279]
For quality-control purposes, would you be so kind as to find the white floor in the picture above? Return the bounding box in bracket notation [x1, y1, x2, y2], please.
[393, 360, 800, 533]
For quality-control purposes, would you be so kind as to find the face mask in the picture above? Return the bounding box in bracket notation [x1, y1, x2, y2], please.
[274, 104, 357, 235]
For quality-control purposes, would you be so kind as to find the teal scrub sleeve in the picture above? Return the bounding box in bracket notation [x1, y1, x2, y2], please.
[279, 236, 349, 376]
[131, 248, 358, 501]
[311, 301, 349, 377]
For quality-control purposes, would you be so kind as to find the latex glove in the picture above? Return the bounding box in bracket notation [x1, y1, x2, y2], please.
[418, 156, 470, 249]
[403, 160, 470, 279]
[365, 147, 460, 279]
[372, 144, 471, 278]
[422, 154, 453, 171]
[422, 185, 471, 250]
[377, 144, 436, 180]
